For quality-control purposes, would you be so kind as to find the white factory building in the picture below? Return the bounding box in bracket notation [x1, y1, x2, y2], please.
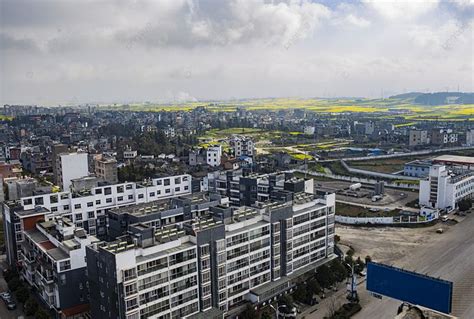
[419, 164, 474, 211]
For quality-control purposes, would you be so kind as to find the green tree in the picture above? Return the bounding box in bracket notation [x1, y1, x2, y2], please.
[278, 294, 294, 307]
[240, 304, 259, 319]
[15, 286, 30, 303]
[355, 257, 365, 274]
[24, 297, 39, 315]
[7, 277, 21, 292]
[458, 199, 472, 211]
[316, 264, 335, 289]
[307, 278, 322, 296]
[35, 308, 52, 319]
[293, 285, 307, 303]
[330, 259, 349, 282]
[365, 255, 372, 265]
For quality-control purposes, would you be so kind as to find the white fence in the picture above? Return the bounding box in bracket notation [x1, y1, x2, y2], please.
[335, 214, 437, 225]
[340, 160, 420, 181]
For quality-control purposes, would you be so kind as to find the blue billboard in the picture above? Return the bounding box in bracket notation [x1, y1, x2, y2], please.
[366, 262, 453, 314]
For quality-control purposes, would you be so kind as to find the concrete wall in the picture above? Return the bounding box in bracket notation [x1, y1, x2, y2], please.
[341, 160, 421, 181]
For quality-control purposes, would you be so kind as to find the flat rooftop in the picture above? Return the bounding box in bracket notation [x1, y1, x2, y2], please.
[433, 155, 474, 166]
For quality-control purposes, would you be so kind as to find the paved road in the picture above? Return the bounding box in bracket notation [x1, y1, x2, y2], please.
[353, 213, 474, 319]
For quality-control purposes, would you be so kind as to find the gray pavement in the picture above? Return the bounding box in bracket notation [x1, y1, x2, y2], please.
[353, 212, 474, 319]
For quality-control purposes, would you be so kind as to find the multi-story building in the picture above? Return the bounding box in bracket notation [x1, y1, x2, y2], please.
[56, 152, 89, 191]
[94, 154, 118, 184]
[208, 170, 313, 206]
[466, 128, 474, 146]
[18, 215, 99, 317]
[430, 129, 458, 146]
[404, 160, 432, 177]
[231, 136, 255, 157]
[409, 130, 429, 147]
[3, 174, 192, 266]
[86, 192, 336, 318]
[419, 164, 474, 210]
[207, 146, 222, 167]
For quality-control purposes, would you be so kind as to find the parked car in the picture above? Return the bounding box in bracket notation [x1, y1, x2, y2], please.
[0, 292, 11, 302]
[3, 297, 16, 310]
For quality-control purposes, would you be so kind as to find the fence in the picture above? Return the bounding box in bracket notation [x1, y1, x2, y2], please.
[340, 160, 420, 181]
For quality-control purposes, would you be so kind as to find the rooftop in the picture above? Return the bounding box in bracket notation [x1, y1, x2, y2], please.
[433, 155, 474, 166]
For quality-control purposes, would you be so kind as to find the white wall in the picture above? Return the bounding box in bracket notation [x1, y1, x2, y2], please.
[60, 153, 89, 191]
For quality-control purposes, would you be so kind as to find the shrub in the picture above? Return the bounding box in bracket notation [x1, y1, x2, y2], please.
[7, 277, 21, 292]
[24, 297, 39, 316]
[35, 308, 52, 319]
[15, 286, 30, 303]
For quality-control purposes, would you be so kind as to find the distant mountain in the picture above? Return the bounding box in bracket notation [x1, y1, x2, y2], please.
[389, 92, 424, 99]
[413, 92, 474, 105]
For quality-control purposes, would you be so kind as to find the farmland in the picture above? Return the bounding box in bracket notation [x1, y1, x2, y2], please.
[101, 97, 474, 121]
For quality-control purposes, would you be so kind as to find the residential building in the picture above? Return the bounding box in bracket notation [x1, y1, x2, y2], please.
[56, 152, 89, 191]
[231, 136, 255, 157]
[466, 129, 474, 146]
[208, 170, 314, 206]
[52, 144, 68, 184]
[419, 164, 474, 210]
[94, 154, 118, 184]
[409, 130, 429, 147]
[303, 126, 315, 135]
[430, 129, 458, 146]
[123, 149, 138, 160]
[18, 215, 99, 317]
[207, 146, 222, 167]
[3, 174, 193, 266]
[86, 192, 336, 318]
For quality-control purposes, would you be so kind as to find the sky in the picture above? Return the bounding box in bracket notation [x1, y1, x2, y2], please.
[0, 0, 473, 105]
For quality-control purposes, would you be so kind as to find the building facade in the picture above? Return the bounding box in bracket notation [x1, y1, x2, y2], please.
[57, 152, 89, 191]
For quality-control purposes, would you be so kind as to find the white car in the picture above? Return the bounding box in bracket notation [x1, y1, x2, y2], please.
[0, 292, 11, 302]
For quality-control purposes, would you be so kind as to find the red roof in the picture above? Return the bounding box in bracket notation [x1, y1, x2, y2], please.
[39, 241, 56, 250]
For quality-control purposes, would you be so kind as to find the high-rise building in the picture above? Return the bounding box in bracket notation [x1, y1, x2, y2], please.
[94, 154, 118, 184]
[206, 145, 222, 167]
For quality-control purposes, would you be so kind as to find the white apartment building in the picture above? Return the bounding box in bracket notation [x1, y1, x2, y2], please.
[11, 175, 192, 237]
[57, 152, 89, 191]
[419, 165, 474, 210]
[231, 136, 255, 157]
[207, 145, 222, 167]
[303, 126, 315, 135]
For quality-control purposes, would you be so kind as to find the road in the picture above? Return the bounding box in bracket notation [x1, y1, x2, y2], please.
[351, 212, 474, 319]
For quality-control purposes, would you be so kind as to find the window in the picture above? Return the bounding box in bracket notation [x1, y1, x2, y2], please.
[126, 184, 133, 190]
[128, 195, 133, 200]
[106, 198, 112, 203]
[96, 200, 101, 205]
[164, 179, 170, 186]
[175, 187, 180, 192]
[117, 196, 123, 201]
[104, 187, 112, 195]
[175, 177, 181, 184]
[88, 211, 95, 219]
[165, 189, 171, 194]
[156, 180, 162, 186]
[117, 186, 124, 193]
[95, 189, 102, 194]
[74, 204, 81, 209]
[50, 195, 58, 203]
[184, 186, 189, 191]
[63, 205, 70, 211]
[138, 194, 144, 199]
[35, 197, 44, 206]
[87, 202, 93, 207]
[23, 199, 32, 206]
[51, 207, 58, 212]
[75, 213, 83, 221]
[61, 193, 69, 200]
[149, 192, 155, 197]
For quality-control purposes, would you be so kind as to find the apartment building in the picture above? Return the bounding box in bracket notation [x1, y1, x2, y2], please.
[419, 164, 474, 210]
[208, 170, 314, 206]
[86, 192, 336, 318]
[18, 215, 99, 317]
[94, 154, 118, 184]
[207, 146, 222, 167]
[56, 152, 89, 191]
[230, 136, 255, 157]
[3, 174, 192, 266]
[430, 129, 458, 146]
[409, 130, 429, 147]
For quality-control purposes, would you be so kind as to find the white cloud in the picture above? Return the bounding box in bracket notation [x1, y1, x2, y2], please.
[363, 0, 440, 20]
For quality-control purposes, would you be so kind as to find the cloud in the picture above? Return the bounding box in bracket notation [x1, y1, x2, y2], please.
[0, 0, 472, 104]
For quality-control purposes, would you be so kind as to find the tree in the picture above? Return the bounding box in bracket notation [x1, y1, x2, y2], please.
[24, 297, 39, 316]
[307, 278, 322, 296]
[35, 308, 52, 319]
[458, 199, 472, 212]
[293, 285, 307, 303]
[7, 277, 21, 292]
[15, 286, 30, 303]
[354, 257, 365, 274]
[239, 304, 259, 319]
[278, 294, 294, 308]
[344, 255, 354, 267]
[365, 255, 372, 265]
[334, 234, 341, 243]
[330, 259, 349, 282]
[316, 264, 335, 289]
